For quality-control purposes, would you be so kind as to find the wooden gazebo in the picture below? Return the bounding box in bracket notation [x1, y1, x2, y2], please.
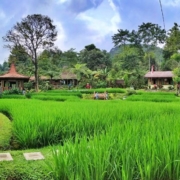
[0, 63, 30, 92]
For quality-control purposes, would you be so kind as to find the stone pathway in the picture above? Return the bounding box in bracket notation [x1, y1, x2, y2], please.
[0, 153, 13, 161]
[0, 152, 44, 161]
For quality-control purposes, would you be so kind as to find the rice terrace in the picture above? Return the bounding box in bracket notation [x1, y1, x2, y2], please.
[1, 88, 180, 180]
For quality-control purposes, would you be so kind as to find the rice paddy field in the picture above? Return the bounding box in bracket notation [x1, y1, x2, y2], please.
[1, 89, 180, 180]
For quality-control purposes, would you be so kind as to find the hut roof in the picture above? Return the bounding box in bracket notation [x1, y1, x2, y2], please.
[144, 71, 173, 78]
[0, 63, 29, 79]
[29, 76, 49, 81]
[60, 72, 77, 79]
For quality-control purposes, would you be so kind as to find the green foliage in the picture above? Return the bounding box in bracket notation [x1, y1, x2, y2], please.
[138, 22, 166, 46]
[109, 45, 146, 89]
[0, 147, 52, 180]
[1, 95, 180, 178]
[38, 80, 52, 91]
[32, 95, 80, 102]
[79, 88, 126, 94]
[0, 61, 9, 75]
[0, 113, 12, 150]
[173, 67, 180, 83]
[2, 89, 23, 95]
[29, 90, 82, 102]
[3, 14, 58, 92]
[25, 92, 32, 99]
[70, 63, 92, 81]
[112, 22, 166, 48]
[79, 46, 111, 71]
[126, 89, 137, 95]
[126, 91, 177, 102]
[24, 81, 34, 90]
[94, 80, 107, 88]
[164, 23, 180, 59]
[0, 95, 26, 99]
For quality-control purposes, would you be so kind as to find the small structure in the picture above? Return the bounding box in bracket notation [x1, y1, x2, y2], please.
[0, 63, 30, 91]
[144, 71, 173, 89]
[29, 71, 78, 89]
[29, 76, 49, 81]
[59, 71, 78, 86]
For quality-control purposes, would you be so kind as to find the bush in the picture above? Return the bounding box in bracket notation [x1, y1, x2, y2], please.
[126, 89, 136, 96]
[168, 85, 174, 90]
[3, 89, 22, 95]
[24, 81, 34, 90]
[25, 92, 32, 99]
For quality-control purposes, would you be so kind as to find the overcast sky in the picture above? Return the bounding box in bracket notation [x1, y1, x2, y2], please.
[0, 0, 180, 64]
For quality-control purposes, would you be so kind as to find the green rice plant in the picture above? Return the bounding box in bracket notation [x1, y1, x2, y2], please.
[136, 91, 175, 96]
[33, 91, 82, 97]
[45, 101, 180, 180]
[0, 94, 26, 99]
[126, 91, 178, 102]
[47, 133, 115, 180]
[2, 99, 180, 179]
[0, 113, 12, 150]
[0, 99, 178, 149]
[31, 95, 80, 101]
[79, 88, 126, 94]
[45, 90, 82, 95]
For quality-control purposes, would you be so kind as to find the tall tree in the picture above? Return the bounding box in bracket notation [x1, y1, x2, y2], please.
[3, 14, 57, 91]
[110, 46, 145, 88]
[112, 29, 131, 48]
[163, 23, 180, 58]
[61, 48, 79, 68]
[0, 61, 9, 75]
[70, 63, 91, 81]
[138, 22, 166, 70]
[173, 66, 180, 95]
[79, 45, 111, 71]
[8, 45, 33, 76]
[112, 23, 166, 71]
[138, 22, 166, 46]
[85, 44, 100, 51]
[162, 23, 180, 70]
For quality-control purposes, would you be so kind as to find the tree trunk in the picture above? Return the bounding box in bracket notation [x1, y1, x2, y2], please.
[34, 61, 38, 92]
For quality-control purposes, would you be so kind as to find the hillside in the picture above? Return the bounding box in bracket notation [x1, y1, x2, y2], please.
[109, 45, 164, 66]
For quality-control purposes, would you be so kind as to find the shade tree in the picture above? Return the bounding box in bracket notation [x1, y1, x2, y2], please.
[79, 44, 112, 71]
[3, 14, 57, 91]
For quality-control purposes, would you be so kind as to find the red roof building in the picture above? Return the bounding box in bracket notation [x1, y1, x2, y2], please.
[0, 63, 30, 91]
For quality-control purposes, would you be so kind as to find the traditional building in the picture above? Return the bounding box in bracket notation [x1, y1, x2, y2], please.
[59, 71, 78, 86]
[29, 71, 78, 89]
[0, 63, 30, 91]
[144, 71, 173, 89]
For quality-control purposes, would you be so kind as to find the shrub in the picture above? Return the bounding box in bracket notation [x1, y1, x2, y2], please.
[126, 89, 136, 96]
[2, 89, 22, 95]
[168, 85, 174, 90]
[25, 92, 32, 99]
[24, 81, 34, 90]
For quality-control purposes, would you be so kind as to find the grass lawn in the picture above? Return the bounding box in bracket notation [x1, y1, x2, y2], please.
[0, 146, 54, 180]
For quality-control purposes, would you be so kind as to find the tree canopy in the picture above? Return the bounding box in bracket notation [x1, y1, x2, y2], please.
[3, 14, 57, 91]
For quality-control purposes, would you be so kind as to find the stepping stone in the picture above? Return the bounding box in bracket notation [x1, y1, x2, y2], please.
[23, 152, 44, 160]
[0, 153, 13, 161]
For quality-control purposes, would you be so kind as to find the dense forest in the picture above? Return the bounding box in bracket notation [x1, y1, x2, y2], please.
[2, 14, 180, 89]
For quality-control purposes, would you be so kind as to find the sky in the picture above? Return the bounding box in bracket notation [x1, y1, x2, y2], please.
[0, 0, 180, 64]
